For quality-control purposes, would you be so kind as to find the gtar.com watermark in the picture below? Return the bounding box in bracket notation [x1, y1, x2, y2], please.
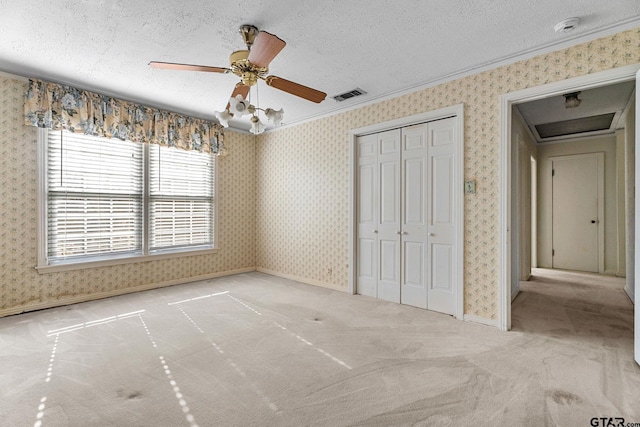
[590, 418, 640, 427]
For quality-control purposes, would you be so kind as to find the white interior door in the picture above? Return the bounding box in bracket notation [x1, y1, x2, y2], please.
[551, 153, 603, 273]
[377, 129, 401, 303]
[357, 133, 378, 298]
[401, 124, 429, 309]
[427, 118, 456, 315]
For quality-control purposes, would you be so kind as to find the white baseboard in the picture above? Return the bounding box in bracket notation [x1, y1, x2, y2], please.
[624, 284, 635, 305]
[511, 288, 520, 302]
[464, 314, 500, 328]
[256, 267, 348, 293]
[604, 269, 622, 276]
[0, 267, 256, 318]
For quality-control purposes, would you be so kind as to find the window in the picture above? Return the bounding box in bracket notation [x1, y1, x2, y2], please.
[149, 144, 214, 250]
[39, 129, 216, 270]
[46, 131, 144, 261]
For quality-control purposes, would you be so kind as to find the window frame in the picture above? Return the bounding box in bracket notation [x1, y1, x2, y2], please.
[36, 128, 218, 273]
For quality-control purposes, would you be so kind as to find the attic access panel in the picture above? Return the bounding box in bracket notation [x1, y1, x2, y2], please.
[534, 113, 616, 139]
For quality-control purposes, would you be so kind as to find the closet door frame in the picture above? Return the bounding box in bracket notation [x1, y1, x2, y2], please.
[349, 104, 465, 320]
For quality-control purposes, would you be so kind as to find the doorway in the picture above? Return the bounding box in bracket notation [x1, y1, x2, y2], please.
[499, 64, 640, 365]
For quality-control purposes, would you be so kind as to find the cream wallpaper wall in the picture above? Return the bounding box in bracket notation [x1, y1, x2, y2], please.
[0, 77, 256, 314]
[256, 28, 640, 320]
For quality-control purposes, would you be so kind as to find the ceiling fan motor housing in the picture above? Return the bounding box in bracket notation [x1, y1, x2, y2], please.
[229, 50, 267, 86]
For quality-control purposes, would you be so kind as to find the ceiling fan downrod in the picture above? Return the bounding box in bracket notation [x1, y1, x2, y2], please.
[239, 24, 259, 50]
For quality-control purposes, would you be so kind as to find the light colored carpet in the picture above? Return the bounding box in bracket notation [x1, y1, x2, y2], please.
[0, 269, 638, 426]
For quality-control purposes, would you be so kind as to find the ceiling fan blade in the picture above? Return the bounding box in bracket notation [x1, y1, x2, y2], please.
[231, 82, 250, 99]
[265, 76, 326, 103]
[149, 61, 230, 73]
[226, 83, 251, 109]
[247, 31, 286, 68]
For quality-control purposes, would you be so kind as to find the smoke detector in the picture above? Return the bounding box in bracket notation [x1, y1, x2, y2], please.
[554, 17, 580, 33]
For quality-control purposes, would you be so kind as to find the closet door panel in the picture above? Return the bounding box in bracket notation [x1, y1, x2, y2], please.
[400, 124, 428, 309]
[356, 134, 378, 297]
[377, 129, 401, 303]
[427, 118, 456, 315]
[380, 161, 400, 225]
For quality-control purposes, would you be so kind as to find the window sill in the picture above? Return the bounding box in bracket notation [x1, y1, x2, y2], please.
[36, 247, 219, 274]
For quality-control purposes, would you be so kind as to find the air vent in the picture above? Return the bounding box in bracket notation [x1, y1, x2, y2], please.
[333, 88, 367, 102]
[535, 113, 616, 139]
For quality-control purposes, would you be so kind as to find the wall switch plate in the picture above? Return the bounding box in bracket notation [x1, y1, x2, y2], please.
[464, 180, 476, 194]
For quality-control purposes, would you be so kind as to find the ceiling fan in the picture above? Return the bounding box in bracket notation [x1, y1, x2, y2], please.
[149, 25, 326, 131]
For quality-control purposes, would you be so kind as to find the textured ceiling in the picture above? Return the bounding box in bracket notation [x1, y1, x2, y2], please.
[1, 1, 639, 132]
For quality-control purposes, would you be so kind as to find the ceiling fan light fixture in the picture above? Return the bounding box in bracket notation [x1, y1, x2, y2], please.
[264, 107, 284, 126]
[250, 115, 265, 135]
[214, 109, 233, 127]
[149, 24, 327, 135]
[229, 94, 251, 116]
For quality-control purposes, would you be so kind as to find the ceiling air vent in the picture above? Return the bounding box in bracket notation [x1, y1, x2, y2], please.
[333, 88, 367, 102]
[534, 113, 616, 139]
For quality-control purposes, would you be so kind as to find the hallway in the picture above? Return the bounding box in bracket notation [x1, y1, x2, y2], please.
[511, 268, 638, 422]
[513, 268, 632, 340]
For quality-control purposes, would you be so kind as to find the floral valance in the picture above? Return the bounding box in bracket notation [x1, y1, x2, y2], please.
[24, 79, 223, 153]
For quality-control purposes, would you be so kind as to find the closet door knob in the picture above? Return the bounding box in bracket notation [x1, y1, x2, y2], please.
[373, 230, 378, 233]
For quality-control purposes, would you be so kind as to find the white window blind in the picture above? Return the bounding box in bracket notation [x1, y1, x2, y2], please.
[43, 130, 215, 267]
[47, 131, 143, 261]
[149, 144, 214, 251]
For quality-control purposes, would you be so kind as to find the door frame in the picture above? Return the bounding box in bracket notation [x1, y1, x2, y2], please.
[499, 63, 640, 332]
[348, 103, 465, 320]
[549, 153, 605, 273]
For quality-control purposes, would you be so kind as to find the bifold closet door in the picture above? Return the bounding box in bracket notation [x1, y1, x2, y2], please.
[356, 129, 401, 302]
[356, 133, 378, 298]
[426, 117, 456, 315]
[356, 117, 456, 315]
[376, 129, 402, 303]
[357, 125, 426, 307]
[400, 118, 456, 313]
[400, 124, 429, 309]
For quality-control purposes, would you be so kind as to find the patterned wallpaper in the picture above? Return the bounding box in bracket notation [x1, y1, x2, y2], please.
[256, 28, 640, 320]
[0, 77, 256, 313]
